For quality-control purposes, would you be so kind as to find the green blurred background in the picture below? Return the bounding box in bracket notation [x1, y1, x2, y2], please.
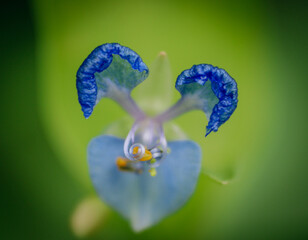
[1, 0, 307, 239]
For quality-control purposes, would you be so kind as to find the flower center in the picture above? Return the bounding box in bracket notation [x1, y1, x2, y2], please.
[124, 118, 167, 168]
[130, 144, 152, 161]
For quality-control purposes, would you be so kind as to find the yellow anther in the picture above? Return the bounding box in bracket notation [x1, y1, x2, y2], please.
[132, 146, 152, 161]
[132, 146, 139, 155]
[116, 157, 143, 174]
[148, 168, 157, 177]
[116, 157, 128, 168]
[139, 149, 152, 161]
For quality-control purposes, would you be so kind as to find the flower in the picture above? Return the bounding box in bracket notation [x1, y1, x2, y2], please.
[76, 43, 238, 231]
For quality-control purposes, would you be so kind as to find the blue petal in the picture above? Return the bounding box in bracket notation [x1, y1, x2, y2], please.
[76, 43, 149, 118]
[176, 64, 238, 136]
[88, 135, 201, 231]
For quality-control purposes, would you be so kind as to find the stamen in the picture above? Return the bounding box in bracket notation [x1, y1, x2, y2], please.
[132, 146, 140, 155]
[116, 157, 143, 174]
[116, 157, 128, 168]
[150, 147, 163, 159]
[129, 143, 153, 161]
[139, 149, 152, 161]
[123, 118, 168, 169]
[129, 143, 145, 160]
[148, 168, 157, 177]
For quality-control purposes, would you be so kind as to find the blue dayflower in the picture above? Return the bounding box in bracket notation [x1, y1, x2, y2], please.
[76, 43, 238, 231]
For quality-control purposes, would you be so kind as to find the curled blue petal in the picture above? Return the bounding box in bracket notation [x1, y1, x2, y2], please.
[88, 135, 201, 231]
[76, 43, 149, 118]
[176, 64, 238, 136]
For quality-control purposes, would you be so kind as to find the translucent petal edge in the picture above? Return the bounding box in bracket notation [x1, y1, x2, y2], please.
[76, 43, 149, 118]
[175, 64, 238, 136]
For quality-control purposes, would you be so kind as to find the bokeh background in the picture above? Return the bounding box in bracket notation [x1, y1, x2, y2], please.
[1, 0, 307, 239]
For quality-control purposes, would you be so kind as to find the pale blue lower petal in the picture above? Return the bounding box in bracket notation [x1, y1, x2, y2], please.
[88, 135, 201, 231]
